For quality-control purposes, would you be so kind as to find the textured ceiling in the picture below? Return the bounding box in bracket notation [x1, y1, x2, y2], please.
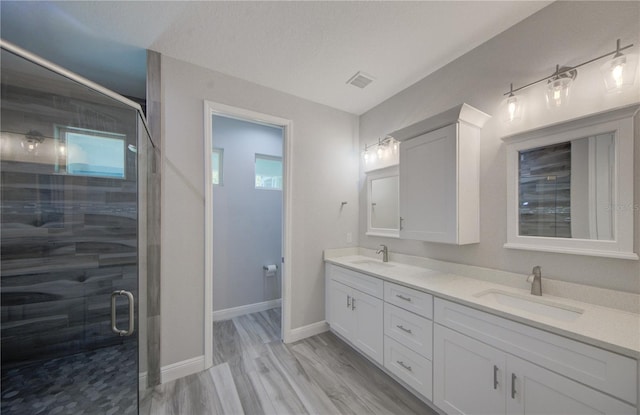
[1, 1, 551, 115]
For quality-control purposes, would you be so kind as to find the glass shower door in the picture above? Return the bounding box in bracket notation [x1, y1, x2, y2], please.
[1, 45, 144, 414]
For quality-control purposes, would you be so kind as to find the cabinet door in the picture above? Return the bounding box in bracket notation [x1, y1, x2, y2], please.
[434, 324, 506, 415]
[506, 356, 636, 415]
[328, 279, 355, 340]
[400, 124, 458, 243]
[352, 290, 384, 365]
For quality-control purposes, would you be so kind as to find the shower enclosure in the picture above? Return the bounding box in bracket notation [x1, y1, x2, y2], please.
[1, 41, 153, 414]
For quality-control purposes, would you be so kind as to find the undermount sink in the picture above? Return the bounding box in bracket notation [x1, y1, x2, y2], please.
[474, 289, 584, 322]
[349, 259, 395, 268]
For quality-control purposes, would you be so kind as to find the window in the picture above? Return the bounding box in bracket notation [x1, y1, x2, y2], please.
[255, 154, 282, 190]
[56, 126, 126, 179]
[212, 148, 223, 185]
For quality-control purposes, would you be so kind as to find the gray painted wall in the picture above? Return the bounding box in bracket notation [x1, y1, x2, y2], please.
[160, 56, 359, 367]
[359, 1, 640, 294]
[212, 115, 283, 311]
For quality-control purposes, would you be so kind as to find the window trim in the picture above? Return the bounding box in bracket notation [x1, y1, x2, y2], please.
[212, 147, 224, 186]
[55, 125, 127, 179]
[254, 153, 283, 191]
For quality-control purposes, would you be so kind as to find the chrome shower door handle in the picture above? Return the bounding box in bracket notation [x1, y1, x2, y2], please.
[111, 290, 135, 336]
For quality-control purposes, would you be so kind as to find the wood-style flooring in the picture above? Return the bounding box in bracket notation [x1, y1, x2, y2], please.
[140, 308, 438, 414]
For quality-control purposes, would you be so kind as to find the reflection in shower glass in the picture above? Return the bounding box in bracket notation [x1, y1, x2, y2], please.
[1, 47, 142, 414]
[62, 128, 126, 178]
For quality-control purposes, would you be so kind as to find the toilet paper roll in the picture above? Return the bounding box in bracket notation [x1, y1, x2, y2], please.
[263, 264, 277, 277]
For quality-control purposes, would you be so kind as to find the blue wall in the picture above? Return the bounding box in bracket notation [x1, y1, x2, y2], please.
[212, 115, 283, 311]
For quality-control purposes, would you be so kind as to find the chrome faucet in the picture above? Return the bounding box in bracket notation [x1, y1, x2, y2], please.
[527, 266, 542, 296]
[376, 244, 389, 262]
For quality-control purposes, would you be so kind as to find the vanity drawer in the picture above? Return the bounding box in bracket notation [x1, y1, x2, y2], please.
[327, 263, 383, 299]
[434, 298, 637, 404]
[384, 281, 433, 319]
[384, 336, 433, 400]
[384, 303, 433, 359]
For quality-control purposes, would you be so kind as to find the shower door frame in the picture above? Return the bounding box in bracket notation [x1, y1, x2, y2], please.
[1, 37, 152, 405]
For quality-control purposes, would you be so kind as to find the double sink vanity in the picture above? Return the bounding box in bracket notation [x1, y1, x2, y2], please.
[346, 103, 640, 414]
[324, 249, 640, 414]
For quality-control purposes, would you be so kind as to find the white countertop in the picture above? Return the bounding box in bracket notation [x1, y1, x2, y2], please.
[325, 253, 640, 360]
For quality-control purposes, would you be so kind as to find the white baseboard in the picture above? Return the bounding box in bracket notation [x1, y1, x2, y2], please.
[160, 355, 205, 384]
[213, 299, 281, 321]
[285, 320, 329, 343]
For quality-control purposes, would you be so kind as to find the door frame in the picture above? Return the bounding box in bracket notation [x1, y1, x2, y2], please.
[203, 100, 293, 369]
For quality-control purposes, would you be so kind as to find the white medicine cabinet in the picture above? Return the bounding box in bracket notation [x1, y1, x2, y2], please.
[392, 104, 491, 244]
[503, 104, 639, 260]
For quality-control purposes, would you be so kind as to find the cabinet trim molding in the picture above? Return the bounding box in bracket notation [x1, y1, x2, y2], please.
[389, 103, 491, 142]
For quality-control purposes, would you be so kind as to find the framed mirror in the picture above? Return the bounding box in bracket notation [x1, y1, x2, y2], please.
[366, 166, 399, 238]
[503, 105, 638, 259]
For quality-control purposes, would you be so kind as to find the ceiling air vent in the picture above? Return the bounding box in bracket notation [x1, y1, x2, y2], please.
[346, 71, 375, 89]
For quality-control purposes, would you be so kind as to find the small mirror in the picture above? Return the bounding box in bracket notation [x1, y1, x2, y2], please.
[367, 166, 399, 237]
[504, 105, 638, 260]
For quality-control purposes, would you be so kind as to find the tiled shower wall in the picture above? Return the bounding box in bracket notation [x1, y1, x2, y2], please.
[145, 49, 162, 387]
[1, 135, 139, 366]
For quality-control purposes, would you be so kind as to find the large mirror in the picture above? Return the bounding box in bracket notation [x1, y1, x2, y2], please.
[366, 166, 399, 237]
[518, 134, 614, 240]
[504, 105, 638, 260]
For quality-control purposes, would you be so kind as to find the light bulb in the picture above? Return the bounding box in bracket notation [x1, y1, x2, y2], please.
[363, 150, 369, 163]
[501, 92, 521, 123]
[612, 63, 624, 88]
[392, 140, 398, 153]
[376, 145, 383, 159]
[601, 53, 637, 92]
[507, 95, 519, 122]
[546, 77, 572, 108]
[59, 145, 66, 155]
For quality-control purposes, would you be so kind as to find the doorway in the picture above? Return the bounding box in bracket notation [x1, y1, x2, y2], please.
[203, 101, 292, 368]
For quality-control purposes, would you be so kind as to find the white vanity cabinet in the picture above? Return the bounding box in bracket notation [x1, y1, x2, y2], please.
[433, 298, 637, 415]
[383, 282, 434, 400]
[326, 264, 384, 365]
[395, 104, 490, 245]
[325, 264, 434, 400]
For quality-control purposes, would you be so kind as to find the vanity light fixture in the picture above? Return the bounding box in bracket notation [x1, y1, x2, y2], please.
[362, 136, 398, 165]
[601, 39, 638, 93]
[545, 65, 577, 108]
[502, 83, 522, 122]
[503, 39, 636, 121]
[21, 130, 44, 153]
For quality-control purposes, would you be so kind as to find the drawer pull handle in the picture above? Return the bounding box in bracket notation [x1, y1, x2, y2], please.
[347, 295, 351, 308]
[511, 373, 517, 399]
[396, 324, 413, 334]
[396, 294, 412, 302]
[351, 298, 356, 310]
[397, 360, 412, 371]
[493, 365, 499, 389]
